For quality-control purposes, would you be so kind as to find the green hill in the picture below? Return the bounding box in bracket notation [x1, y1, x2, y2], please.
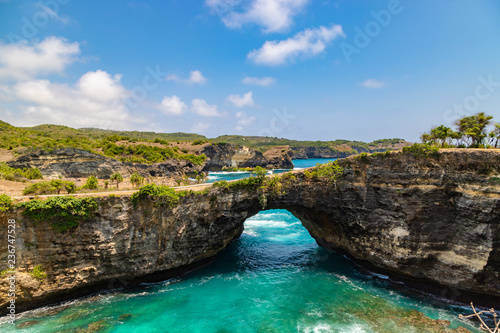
[0, 121, 409, 162]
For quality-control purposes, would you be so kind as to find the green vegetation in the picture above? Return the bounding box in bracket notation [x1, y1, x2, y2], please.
[213, 171, 300, 209]
[110, 173, 123, 189]
[489, 177, 500, 185]
[0, 121, 207, 165]
[82, 176, 99, 190]
[211, 135, 406, 154]
[402, 143, 440, 159]
[358, 152, 370, 164]
[1, 269, 16, 278]
[253, 166, 268, 178]
[103, 142, 206, 165]
[421, 112, 500, 148]
[192, 139, 208, 145]
[19, 196, 98, 232]
[130, 173, 144, 187]
[304, 161, 344, 182]
[23, 180, 76, 195]
[212, 176, 263, 191]
[131, 183, 184, 208]
[0, 120, 407, 165]
[0, 162, 43, 182]
[0, 194, 12, 211]
[30, 265, 47, 281]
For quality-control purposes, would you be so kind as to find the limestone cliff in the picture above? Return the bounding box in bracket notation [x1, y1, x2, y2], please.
[0, 149, 499, 314]
[6, 149, 204, 179]
[7, 144, 292, 179]
[290, 146, 352, 159]
[201, 143, 293, 170]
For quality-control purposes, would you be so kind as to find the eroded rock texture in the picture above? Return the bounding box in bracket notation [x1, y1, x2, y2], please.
[0, 149, 498, 314]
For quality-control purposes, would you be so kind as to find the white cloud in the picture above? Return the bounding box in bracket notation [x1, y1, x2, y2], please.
[160, 95, 187, 115]
[247, 24, 344, 66]
[191, 98, 222, 116]
[242, 76, 275, 87]
[188, 70, 207, 84]
[206, 0, 308, 33]
[10, 70, 137, 129]
[37, 3, 72, 25]
[227, 91, 256, 108]
[235, 111, 256, 131]
[166, 70, 207, 85]
[0, 36, 80, 81]
[191, 121, 211, 133]
[361, 79, 385, 89]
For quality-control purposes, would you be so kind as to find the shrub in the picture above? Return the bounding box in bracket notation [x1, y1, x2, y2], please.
[110, 172, 124, 189]
[0, 194, 12, 211]
[0, 163, 43, 181]
[402, 143, 439, 159]
[82, 175, 99, 190]
[192, 139, 206, 145]
[30, 265, 47, 281]
[23, 180, 76, 195]
[359, 152, 370, 164]
[130, 173, 144, 186]
[19, 196, 98, 232]
[131, 183, 181, 208]
[305, 161, 344, 182]
[253, 166, 268, 178]
[213, 176, 263, 191]
[25, 168, 43, 180]
[489, 177, 500, 185]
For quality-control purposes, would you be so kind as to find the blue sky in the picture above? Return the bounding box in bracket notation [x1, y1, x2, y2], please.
[0, 0, 499, 142]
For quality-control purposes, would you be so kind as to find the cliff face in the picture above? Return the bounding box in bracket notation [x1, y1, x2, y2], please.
[290, 141, 411, 159]
[201, 143, 293, 171]
[1, 149, 499, 314]
[291, 146, 352, 159]
[6, 149, 203, 179]
[7, 145, 293, 179]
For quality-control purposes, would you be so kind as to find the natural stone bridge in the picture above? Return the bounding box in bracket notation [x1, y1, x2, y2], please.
[1, 149, 499, 314]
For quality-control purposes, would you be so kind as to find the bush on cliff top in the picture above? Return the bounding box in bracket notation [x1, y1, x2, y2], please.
[402, 143, 439, 159]
[304, 161, 344, 182]
[19, 196, 98, 232]
[131, 183, 185, 208]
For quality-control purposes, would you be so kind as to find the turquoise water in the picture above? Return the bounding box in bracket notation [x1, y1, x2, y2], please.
[292, 158, 337, 169]
[1, 159, 481, 332]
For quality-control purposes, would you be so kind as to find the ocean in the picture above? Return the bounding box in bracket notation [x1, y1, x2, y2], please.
[1, 159, 480, 332]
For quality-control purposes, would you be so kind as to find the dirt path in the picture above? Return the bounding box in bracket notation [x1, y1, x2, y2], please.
[10, 168, 308, 201]
[11, 182, 216, 201]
